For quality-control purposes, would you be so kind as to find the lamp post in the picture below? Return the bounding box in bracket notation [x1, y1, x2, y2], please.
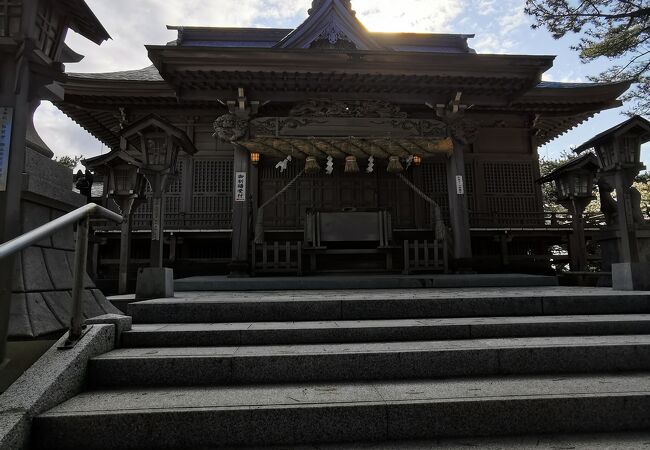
[575, 116, 650, 290]
[538, 153, 599, 272]
[83, 151, 146, 294]
[119, 115, 196, 299]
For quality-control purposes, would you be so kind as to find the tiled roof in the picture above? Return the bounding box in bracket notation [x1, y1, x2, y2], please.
[69, 65, 164, 82]
[537, 81, 608, 89]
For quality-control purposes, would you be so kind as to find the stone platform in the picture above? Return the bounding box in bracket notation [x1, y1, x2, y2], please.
[174, 273, 558, 292]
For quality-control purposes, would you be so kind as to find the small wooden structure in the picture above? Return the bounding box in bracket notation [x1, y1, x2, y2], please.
[303, 210, 399, 271]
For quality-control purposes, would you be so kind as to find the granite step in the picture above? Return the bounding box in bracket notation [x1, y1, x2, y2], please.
[121, 314, 650, 347]
[90, 335, 650, 388]
[33, 373, 650, 449]
[127, 288, 650, 324]
[239, 432, 650, 450]
[174, 273, 559, 291]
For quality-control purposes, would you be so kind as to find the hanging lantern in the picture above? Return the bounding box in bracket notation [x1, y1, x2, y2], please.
[345, 155, 360, 173]
[412, 155, 422, 166]
[304, 156, 321, 174]
[387, 155, 404, 173]
[250, 151, 260, 165]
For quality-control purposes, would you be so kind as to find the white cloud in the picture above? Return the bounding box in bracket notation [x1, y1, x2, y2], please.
[476, 0, 497, 16]
[353, 0, 464, 33]
[34, 101, 107, 160]
[498, 7, 528, 35]
[64, 0, 312, 73]
[473, 35, 515, 54]
[542, 71, 585, 83]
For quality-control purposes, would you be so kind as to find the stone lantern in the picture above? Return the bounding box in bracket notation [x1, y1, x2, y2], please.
[83, 150, 147, 295]
[119, 115, 197, 299]
[575, 116, 650, 290]
[538, 153, 599, 272]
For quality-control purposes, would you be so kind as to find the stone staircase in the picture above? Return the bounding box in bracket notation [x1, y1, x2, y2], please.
[31, 287, 650, 449]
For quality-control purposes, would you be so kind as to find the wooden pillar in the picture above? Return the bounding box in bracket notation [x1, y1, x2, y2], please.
[614, 170, 640, 263]
[149, 173, 167, 268]
[230, 144, 250, 276]
[250, 160, 259, 239]
[446, 142, 473, 264]
[570, 201, 589, 272]
[0, 43, 31, 365]
[117, 197, 136, 295]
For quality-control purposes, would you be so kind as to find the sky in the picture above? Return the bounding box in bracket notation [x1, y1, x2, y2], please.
[35, 0, 649, 168]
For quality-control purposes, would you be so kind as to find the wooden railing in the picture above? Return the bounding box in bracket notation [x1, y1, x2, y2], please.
[95, 212, 233, 231]
[469, 212, 606, 229]
[403, 239, 448, 274]
[251, 241, 302, 276]
[94, 210, 613, 233]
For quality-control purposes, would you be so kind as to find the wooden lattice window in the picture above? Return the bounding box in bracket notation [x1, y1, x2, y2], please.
[484, 162, 534, 195]
[167, 160, 184, 194]
[0, 0, 21, 37]
[422, 161, 447, 194]
[420, 161, 449, 223]
[464, 163, 475, 193]
[34, 1, 64, 58]
[192, 160, 232, 193]
[191, 159, 233, 229]
[482, 161, 539, 214]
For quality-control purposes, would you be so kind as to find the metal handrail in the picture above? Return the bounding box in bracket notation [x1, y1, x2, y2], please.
[0, 203, 123, 347]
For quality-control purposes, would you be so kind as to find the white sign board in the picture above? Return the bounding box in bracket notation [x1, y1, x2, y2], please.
[0, 107, 13, 192]
[455, 175, 464, 195]
[235, 172, 247, 202]
[151, 198, 162, 241]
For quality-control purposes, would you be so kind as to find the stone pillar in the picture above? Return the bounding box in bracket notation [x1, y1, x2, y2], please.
[229, 144, 250, 277]
[446, 142, 472, 265]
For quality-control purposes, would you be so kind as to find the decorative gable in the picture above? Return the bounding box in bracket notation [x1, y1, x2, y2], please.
[276, 0, 385, 51]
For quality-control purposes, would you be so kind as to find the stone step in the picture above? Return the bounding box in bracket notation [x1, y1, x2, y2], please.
[174, 273, 559, 291]
[127, 288, 650, 324]
[90, 335, 650, 388]
[238, 432, 650, 450]
[33, 373, 650, 449]
[121, 314, 650, 347]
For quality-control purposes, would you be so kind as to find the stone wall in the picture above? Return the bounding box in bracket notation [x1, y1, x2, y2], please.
[9, 149, 119, 339]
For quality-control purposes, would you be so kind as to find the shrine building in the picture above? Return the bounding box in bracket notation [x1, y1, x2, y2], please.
[61, 0, 631, 285]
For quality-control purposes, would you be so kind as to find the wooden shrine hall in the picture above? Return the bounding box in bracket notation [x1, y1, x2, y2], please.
[61, 0, 631, 285]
